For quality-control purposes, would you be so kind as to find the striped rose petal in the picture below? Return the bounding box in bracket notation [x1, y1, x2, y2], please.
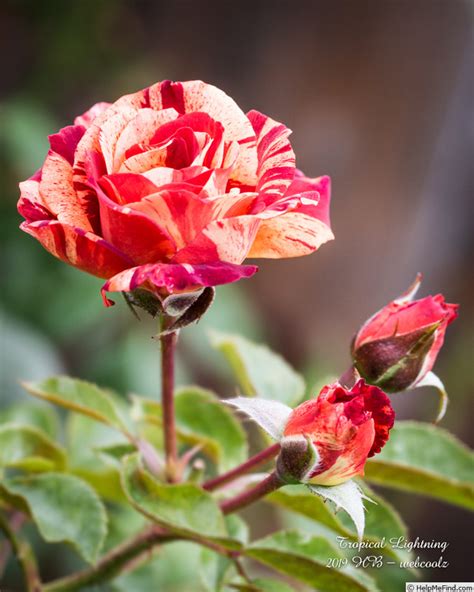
[18, 79, 333, 302]
[101, 261, 258, 306]
[21, 220, 131, 278]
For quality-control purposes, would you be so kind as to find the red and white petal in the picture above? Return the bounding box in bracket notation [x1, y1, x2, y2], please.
[248, 175, 333, 258]
[96, 184, 176, 264]
[172, 216, 261, 265]
[39, 150, 93, 232]
[98, 106, 142, 173]
[149, 80, 258, 185]
[307, 420, 375, 486]
[119, 144, 173, 174]
[247, 109, 296, 196]
[48, 125, 86, 165]
[74, 102, 112, 127]
[18, 179, 53, 222]
[248, 211, 333, 258]
[101, 260, 258, 305]
[113, 108, 179, 170]
[143, 165, 231, 195]
[148, 81, 255, 144]
[21, 220, 131, 279]
[127, 189, 215, 249]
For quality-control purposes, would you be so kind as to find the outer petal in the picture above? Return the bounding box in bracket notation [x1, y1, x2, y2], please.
[74, 102, 112, 127]
[413, 311, 459, 385]
[101, 261, 258, 305]
[18, 178, 53, 222]
[21, 220, 131, 278]
[39, 150, 93, 232]
[248, 175, 333, 258]
[354, 295, 458, 349]
[247, 109, 295, 195]
[48, 125, 86, 165]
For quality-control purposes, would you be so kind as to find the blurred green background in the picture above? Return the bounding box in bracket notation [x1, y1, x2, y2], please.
[1, 0, 473, 589]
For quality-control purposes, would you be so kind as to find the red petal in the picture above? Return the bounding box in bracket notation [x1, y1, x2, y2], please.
[95, 181, 176, 264]
[21, 220, 131, 279]
[102, 261, 258, 305]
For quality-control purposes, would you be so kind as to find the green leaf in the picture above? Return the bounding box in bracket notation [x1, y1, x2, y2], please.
[308, 481, 368, 541]
[2, 472, 107, 563]
[268, 484, 348, 532]
[210, 331, 305, 406]
[22, 376, 132, 437]
[121, 454, 240, 550]
[228, 579, 294, 592]
[200, 515, 249, 592]
[225, 397, 292, 441]
[174, 387, 247, 471]
[246, 530, 377, 592]
[0, 423, 66, 472]
[95, 443, 137, 464]
[132, 387, 248, 472]
[114, 541, 204, 592]
[365, 421, 474, 509]
[0, 402, 60, 439]
[267, 483, 410, 562]
[66, 413, 129, 503]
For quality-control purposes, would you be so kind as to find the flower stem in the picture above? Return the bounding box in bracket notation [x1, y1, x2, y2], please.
[203, 443, 281, 491]
[43, 527, 173, 592]
[160, 318, 179, 482]
[0, 512, 41, 592]
[219, 471, 283, 515]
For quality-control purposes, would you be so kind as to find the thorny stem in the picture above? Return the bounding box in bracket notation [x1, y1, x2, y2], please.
[160, 316, 179, 482]
[0, 512, 41, 592]
[43, 527, 174, 592]
[219, 471, 284, 515]
[203, 443, 281, 491]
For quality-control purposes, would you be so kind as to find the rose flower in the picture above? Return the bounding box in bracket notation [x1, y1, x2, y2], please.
[277, 380, 395, 486]
[18, 80, 333, 305]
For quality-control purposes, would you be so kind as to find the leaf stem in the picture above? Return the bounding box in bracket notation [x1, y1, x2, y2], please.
[0, 512, 41, 592]
[220, 471, 283, 515]
[160, 316, 179, 482]
[43, 526, 173, 592]
[203, 443, 281, 491]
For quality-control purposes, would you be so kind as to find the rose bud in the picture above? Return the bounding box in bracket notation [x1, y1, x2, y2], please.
[18, 80, 333, 307]
[351, 275, 458, 421]
[277, 380, 394, 486]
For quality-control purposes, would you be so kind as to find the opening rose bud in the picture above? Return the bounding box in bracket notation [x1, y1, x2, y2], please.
[18, 80, 333, 306]
[351, 275, 458, 393]
[277, 380, 395, 486]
